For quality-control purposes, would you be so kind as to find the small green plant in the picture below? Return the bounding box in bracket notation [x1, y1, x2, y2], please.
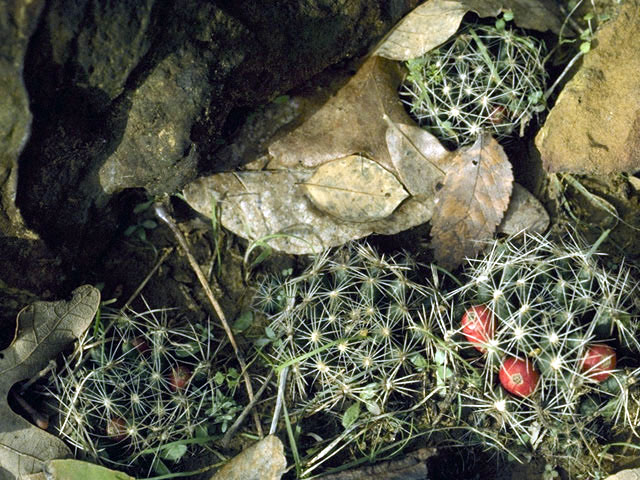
[48, 305, 240, 476]
[400, 16, 547, 147]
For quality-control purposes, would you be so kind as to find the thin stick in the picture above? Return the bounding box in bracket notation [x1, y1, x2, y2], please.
[19, 359, 57, 393]
[270, 366, 289, 435]
[11, 391, 49, 429]
[222, 370, 274, 448]
[122, 247, 173, 312]
[154, 202, 263, 436]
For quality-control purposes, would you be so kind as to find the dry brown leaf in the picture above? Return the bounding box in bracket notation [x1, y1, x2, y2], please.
[267, 56, 414, 172]
[0, 285, 100, 479]
[374, 0, 561, 61]
[384, 119, 449, 198]
[183, 168, 435, 255]
[302, 155, 409, 223]
[431, 133, 513, 268]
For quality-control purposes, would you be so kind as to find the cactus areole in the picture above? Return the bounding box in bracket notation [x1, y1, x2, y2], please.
[499, 357, 539, 397]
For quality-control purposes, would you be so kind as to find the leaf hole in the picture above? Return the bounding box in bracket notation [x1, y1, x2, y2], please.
[472, 160, 479, 166]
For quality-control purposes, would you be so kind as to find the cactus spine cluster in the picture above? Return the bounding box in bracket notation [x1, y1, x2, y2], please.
[49, 306, 240, 474]
[255, 231, 639, 476]
[400, 19, 547, 147]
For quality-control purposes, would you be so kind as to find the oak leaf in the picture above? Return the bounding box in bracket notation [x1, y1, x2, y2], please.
[431, 134, 513, 268]
[0, 285, 100, 479]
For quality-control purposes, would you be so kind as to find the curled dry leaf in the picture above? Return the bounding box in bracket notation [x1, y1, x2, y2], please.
[267, 56, 414, 172]
[384, 118, 450, 198]
[183, 167, 436, 255]
[431, 133, 513, 269]
[0, 285, 100, 479]
[302, 155, 409, 223]
[374, 0, 561, 61]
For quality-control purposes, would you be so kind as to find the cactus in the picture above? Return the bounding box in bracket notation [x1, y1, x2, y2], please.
[399, 18, 547, 147]
[48, 305, 241, 475]
[255, 231, 639, 477]
[442, 230, 640, 475]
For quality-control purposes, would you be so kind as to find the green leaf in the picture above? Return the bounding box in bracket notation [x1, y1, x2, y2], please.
[410, 353, 428, 370]
[133, 199, 154, 214]
[124, 225, 137, 236]
[160, 443, 188, 462]
[45, 459, 135, 480]
[265, 326, 276, 339]
[503, 10, 514, 21]
[580, 42, 591, 53]
[434, 349, 447, 365]
[141, 219, 158, 229]
[342, 402, 361, 429]
[233, 311, 254, 332]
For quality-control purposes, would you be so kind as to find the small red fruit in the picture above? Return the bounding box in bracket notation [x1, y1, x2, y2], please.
[131, 336, 150, 355]
[461, 305, 495, 352]
[169, 365, 192, 391]
[581, 344, 616, 382]
[499, 357, 540, 397]
[106, 416, 128, 442]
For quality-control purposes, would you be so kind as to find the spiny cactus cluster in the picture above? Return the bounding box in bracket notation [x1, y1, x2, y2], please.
[49, 306, 240, 474]
[255, 244, 435, 419]
[399, 19, 547, 147]
[442, 231, 640, 475]
[254, 231, 639, 477]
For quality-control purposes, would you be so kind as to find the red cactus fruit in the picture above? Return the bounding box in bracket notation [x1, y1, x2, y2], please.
[169, 365, 192, 391]
[499, 356, 539, 397]
[581, 344, 616, 382]
[461, 304, 495, 352]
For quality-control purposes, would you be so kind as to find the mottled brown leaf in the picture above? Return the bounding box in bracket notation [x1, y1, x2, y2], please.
[267, 56, 414, 172]
[0, 285, 100, 478]
[374, 0, 561, 61]
[384, 119, 450, 198]
[183, 168, 435, 255]
[302, 155, 409, 223]
[431, 134, 513, 268]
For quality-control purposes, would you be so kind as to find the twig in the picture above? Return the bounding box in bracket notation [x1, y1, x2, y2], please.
[154, 202, 263, 436]
[19, 359, 57, 393]
[11, 391, 48, 429]
[122, 247, 174, 312]
[222, 370, 274, 448]
[270, 366, 289, 435]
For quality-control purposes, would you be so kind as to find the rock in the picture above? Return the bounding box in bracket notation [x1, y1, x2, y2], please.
[4, 0, 417, 290]
[605, 468, 640, 480]
[498, 183, 550, 235]
[0, 1, 45, 239]
[209, 435, 286, 480]
[535, 0, 640, 175]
